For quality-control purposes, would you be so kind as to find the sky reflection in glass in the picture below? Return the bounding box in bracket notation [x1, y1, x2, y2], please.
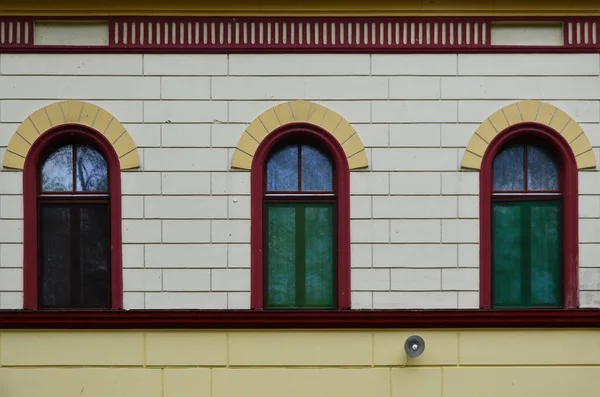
[266, 144, 333, 192]
[267, 145, 299, 191]
[493, 145, 524, 191]
[301, 146, 332, 191]
[527, 145, 558, 191]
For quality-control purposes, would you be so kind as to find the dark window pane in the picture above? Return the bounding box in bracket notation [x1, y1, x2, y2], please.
[492, 201, 563, 308]
[80, 204, 111, 307]
[493, 145, 524, 191]
[301, 146, 333, 191]
[76, 145, 108, 192]
[529, 202, 562, 306]
[492, 203, 523, 307]
[267, 145, 299, 191]
[40, 205, 72, 308]
[304, 204, 335, 308]
[41, 145, 73, 192]
[527, 145, 559, 191]
[265, 204, 297, 307]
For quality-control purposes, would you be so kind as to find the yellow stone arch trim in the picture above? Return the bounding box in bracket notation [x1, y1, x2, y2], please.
[462, 100, 596, 170]
[3, 100, 140, 170]
[231, 101, 368, 170]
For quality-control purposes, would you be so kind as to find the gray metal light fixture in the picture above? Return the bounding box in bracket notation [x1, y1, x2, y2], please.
[404, 335, 425, 357]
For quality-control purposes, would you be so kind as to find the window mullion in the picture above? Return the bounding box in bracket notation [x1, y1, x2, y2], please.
[71, 204, 82, 308]
[295, 204, 306, 308]
[521, 203, 532, 306]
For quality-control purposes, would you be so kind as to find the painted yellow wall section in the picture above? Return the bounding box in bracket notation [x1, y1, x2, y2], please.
[3, 0, 600, 16]
[232, 100, 368, 170]
[0, 329, 599, 397]
[3, 100, 140, 170]
[462, 100, 597, 170]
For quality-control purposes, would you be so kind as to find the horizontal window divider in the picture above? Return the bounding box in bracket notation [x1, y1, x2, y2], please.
[0, 309, 599, 329]
[265, 193, 336, 197]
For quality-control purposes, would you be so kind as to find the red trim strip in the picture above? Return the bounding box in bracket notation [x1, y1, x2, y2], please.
[23, 125, 123, 310]
[1, 310, 599, 329]
[250, 123, 351, 310]
[2, 16, 600, 52]
[479, 123, 578, 309]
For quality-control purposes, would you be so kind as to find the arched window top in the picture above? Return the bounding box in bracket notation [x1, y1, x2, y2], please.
[41, 144, 108, 193]
[266, 144, 333, 192]
[493, 144, 559, 192]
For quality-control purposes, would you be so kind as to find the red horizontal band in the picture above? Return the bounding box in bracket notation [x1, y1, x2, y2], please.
[0, 16, 598, 52]
[1, 309, 599, 329]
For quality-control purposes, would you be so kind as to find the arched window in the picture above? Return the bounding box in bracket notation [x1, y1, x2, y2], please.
[250, 125, 350, 310]
[23, 126, 123, 309]
[480, 125, 578, 309]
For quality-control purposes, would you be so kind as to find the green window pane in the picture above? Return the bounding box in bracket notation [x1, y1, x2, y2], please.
[529, 203, 562, 306]
[304, 205, 335, 307]
[265, 203, 335, 309]
[492, 201, 562, 308]
[492, 203, 524, 307]
[265, 205, 296, 307]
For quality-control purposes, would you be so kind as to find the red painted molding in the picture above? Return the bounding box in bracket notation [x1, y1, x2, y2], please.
[250, 123, 351, 309]
[1, 16, 599, 53]
[479, 123, 579, 309]
[0, 310, 599, 329]
[23, 125, 123, 310]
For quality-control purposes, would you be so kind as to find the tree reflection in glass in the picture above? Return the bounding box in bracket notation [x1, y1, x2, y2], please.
[41, 144, 108, 192]
[41, 145, 74, 191]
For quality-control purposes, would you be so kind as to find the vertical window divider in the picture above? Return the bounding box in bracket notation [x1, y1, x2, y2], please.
[296, 204, 306, 307]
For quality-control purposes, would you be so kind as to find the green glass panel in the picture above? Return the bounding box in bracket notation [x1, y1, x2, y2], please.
[529, 202, 562, 306]
[304, 204, 335, 308]
[265, 205, 296, 307]
[492, 203, 524, 307]
[265, 202, 336, 309]
[492, 201, 562, 308]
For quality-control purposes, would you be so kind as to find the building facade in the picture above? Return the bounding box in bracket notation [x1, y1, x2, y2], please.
[1, 0, 600, 396]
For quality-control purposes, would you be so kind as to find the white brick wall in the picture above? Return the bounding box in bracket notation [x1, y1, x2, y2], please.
[0, 53, 599, 310]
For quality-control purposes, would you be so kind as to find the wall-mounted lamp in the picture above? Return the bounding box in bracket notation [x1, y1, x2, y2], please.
[399, 335, 425, 368]
[404, 335, 425, 358]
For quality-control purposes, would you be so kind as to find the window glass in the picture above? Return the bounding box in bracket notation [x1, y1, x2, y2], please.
[265, 203, 335, 309]
[492, 200, 562, 307]
[301, 146, 333, 191]
[266, 204, 297, 307]
[76, 145, 108, 191]
[527, 145, 559, 191]
[40, 205, 72, 307]
[303, 204, 335, 307]
[493, 145, 524, 191]
[41, 144, 108, 192]
[41, 145, 74, 191]
[267, 145, 298, 191]
[79, 204, 111, 307]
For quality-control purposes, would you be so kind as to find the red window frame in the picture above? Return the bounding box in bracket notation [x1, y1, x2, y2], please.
[250, 123, 351, 310]
[23, 125, 123, 310]
[479, 123, 579, 309]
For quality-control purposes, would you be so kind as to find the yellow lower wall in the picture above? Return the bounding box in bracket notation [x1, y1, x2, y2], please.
[2, 329, 599, 397]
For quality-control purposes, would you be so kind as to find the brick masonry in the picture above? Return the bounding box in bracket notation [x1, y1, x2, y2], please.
[0, 53, 600, 309]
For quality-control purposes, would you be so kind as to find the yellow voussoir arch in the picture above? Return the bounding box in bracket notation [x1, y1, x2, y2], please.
[462, 100, 596, 170]
[231, 101, 368, 170]
[3, 100, 140, 170]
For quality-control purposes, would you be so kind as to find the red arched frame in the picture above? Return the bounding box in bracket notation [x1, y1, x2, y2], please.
[23, 125, 123, 310]
[479, 123, 578, 309]
[250, 123, 351, 310]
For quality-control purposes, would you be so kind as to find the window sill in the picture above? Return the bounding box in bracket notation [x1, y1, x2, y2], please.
[0, 309, 599, 329]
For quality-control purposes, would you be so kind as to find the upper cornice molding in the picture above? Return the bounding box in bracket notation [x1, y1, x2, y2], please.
[2, 0, 600, 16]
